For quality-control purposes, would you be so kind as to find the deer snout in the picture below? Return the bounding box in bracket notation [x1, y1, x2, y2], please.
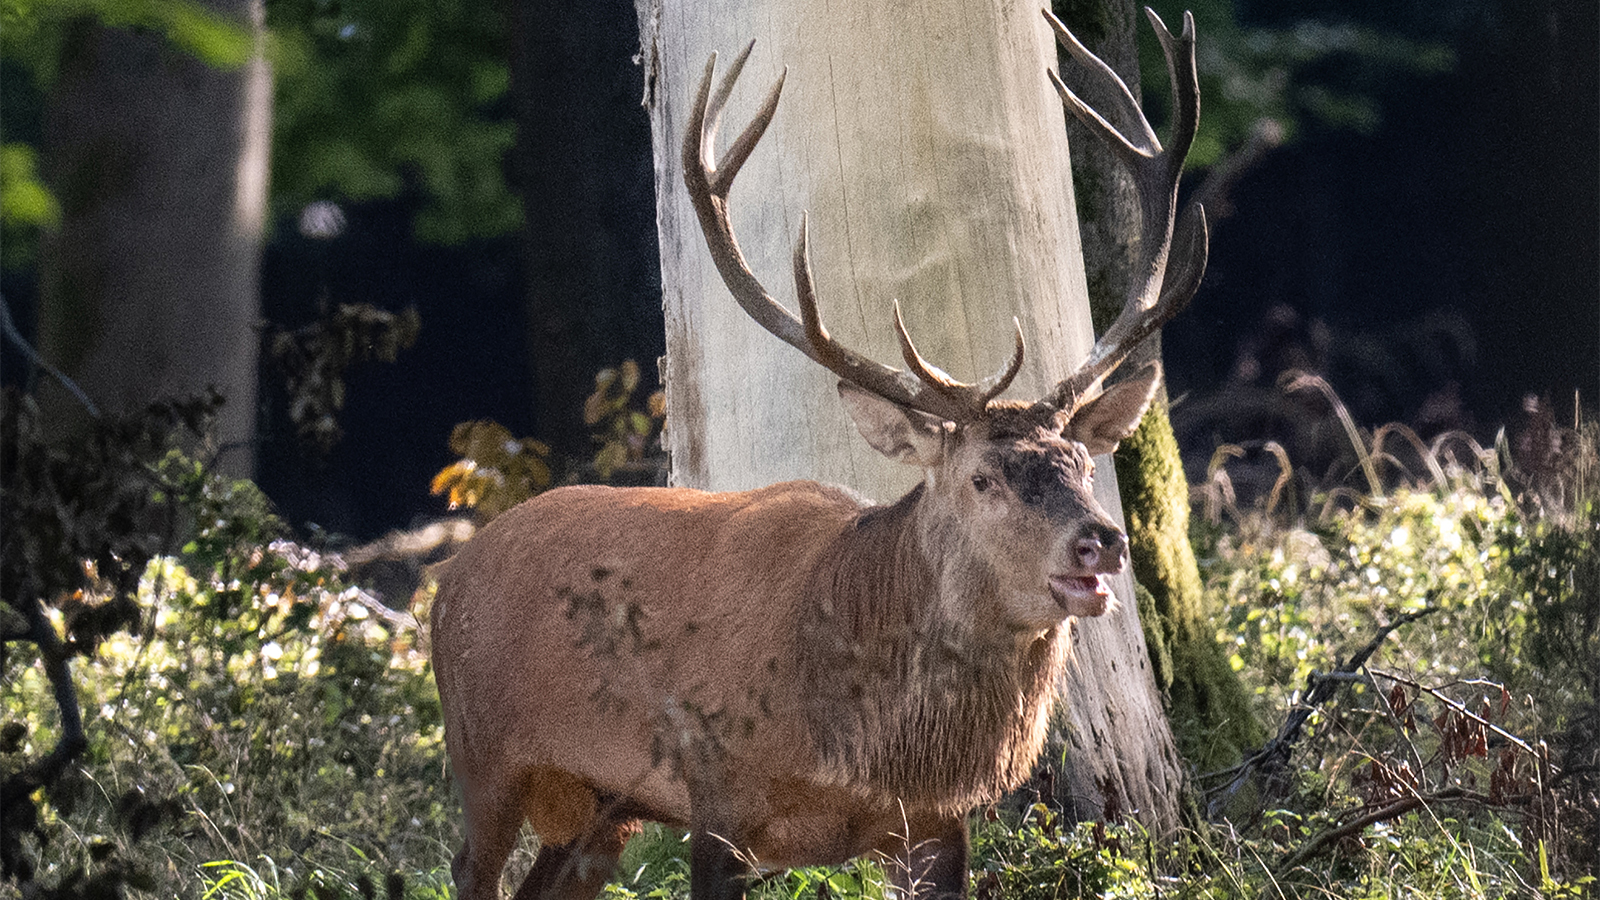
[1074, 524, 1126, 573]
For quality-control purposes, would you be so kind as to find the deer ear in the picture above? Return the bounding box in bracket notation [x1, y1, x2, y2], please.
[837, 381, 948, 467]
[1066, 363, 1161, 455]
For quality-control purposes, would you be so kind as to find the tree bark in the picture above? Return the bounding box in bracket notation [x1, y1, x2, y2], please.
[1053, 0, 1264, 786]
[638, 0, 1183, 833]
[37, 0, 271, 477]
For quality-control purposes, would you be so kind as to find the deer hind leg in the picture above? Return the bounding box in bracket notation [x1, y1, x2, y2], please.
[510, 816, 640, 900]
[454, 764, 595, 900]
[450, 776, 525, 900]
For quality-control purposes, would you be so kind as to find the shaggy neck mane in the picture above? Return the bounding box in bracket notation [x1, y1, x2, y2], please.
[797, 484, 1068, 812]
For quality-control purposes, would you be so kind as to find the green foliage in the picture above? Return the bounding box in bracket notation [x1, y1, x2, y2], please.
[0, 0, 255, 270]
[1193, 398, 1598, 888]
[583, 360, 667, 484]
[266, 0, 519, 243]
[973, 809, 1156, 899]
[2, 443, 453, 897]
[1205, 427, 1598, 728]
[1, 389, 220, 892]
[600, 826, 690, 900]
[597, 825, 889, 900]
[0, 143, 59, 269]
[0, 0, 253, 83]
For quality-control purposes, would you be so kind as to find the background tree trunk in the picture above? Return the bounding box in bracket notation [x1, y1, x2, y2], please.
[1053, 0, 1265, 789]
[637, 0, 1183, 832]
[37, 0, 271, 477]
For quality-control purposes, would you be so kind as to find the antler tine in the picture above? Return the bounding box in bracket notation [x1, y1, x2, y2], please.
[685, 46, 1025, 424]
[1041, 9, 1160, 166]
[1050, 205, 1210, 406]
[1039, 7, 1209, 414]
[1148, 9, 1200, 176]
[888, 302, 1027, 416]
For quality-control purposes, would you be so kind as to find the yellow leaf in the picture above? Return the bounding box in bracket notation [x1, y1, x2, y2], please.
[430, 460, 474, 496]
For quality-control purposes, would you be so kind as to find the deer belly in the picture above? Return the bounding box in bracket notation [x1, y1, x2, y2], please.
[734, 779, 927, 869]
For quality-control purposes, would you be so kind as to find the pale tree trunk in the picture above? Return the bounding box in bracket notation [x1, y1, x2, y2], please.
[38, 0, 271, 477]
[1055, 0, 1264, 788]
[637, 0, 1183, 832]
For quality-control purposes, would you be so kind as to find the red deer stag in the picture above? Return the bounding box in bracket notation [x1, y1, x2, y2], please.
[431, 8, 1207, 899]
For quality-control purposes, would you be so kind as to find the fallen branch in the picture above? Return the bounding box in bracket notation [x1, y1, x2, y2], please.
[1276, 785, 1540, 873]
[1277, 787, 1461, 872]
[1204, 608, 1440, 819]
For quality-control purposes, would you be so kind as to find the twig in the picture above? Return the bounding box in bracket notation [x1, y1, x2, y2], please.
[344, 587, 416, 630]
[0, 292, 100, 418]
[1278, 788, 1457, 872]
[1362, 668, 1429, 789]
[1277, 785, 1537, 873]
[1368, 669, 1539, 756]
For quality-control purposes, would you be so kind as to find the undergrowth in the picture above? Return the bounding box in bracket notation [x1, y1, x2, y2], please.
[4, 376, 1595, 898]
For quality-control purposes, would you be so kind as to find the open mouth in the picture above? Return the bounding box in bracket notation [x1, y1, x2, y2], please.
[1049, 574, 1114, 616]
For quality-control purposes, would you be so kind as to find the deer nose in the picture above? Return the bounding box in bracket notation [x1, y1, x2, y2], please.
[1075, 526, 1125, 571]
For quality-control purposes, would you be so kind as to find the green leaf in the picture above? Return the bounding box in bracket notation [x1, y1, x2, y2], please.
[0, 143, 61, 228]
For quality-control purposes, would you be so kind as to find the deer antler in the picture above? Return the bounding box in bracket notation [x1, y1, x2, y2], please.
[682, 42, 1025, 424]
[1039, 7, 1210, 414]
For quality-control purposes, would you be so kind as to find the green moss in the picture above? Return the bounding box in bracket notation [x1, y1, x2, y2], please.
[1116, 403, 1265, 775]
[1133, 580, 1172, 693]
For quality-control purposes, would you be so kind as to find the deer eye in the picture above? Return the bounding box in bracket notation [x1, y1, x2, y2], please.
[971, 474, 992, 493]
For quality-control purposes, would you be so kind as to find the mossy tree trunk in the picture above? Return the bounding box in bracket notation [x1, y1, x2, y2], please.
[1051, 0, 1264, 784]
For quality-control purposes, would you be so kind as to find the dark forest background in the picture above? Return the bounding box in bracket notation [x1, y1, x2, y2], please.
[3, 0, 1595, 541]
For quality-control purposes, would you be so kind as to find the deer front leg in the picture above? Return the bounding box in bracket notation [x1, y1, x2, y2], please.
[890, 814, 970, 900]
[689, 824, 750, 900]
[687, 761, 751, 900]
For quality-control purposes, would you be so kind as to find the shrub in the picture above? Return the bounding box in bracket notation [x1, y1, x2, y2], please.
[2, 425, 455, 898]
[1196, 399, 1598, 889]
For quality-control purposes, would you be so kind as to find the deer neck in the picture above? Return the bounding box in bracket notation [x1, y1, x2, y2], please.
[797, 484, 1067, 810]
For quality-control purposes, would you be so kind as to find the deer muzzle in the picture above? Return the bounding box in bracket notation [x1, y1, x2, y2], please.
[1048, 524, 1126, 617]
